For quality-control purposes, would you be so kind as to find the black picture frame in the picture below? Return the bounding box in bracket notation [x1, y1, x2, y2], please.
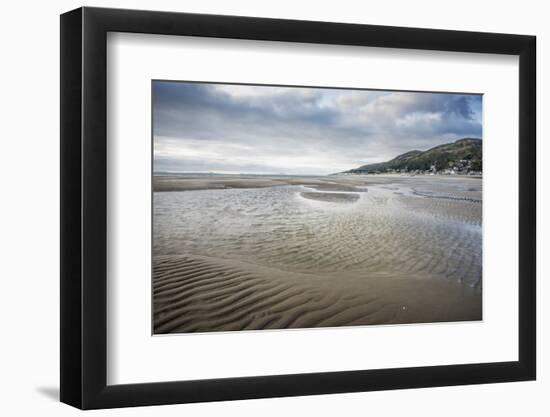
[60, 6, 536, 410]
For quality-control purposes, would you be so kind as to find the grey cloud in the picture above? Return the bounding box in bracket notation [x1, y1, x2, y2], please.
[153, 81, 482, 174]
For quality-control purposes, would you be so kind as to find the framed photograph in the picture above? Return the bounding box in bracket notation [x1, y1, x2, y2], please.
[60, 7, 536, 409]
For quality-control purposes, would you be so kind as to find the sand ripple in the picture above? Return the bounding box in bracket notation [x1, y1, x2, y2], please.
[153, 254, 481, 333]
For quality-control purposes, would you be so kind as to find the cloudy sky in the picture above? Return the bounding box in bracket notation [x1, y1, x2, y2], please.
[153, 81, 482, 175]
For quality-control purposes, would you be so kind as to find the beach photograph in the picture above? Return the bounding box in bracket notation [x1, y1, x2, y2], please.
[152, 81, 482, 334]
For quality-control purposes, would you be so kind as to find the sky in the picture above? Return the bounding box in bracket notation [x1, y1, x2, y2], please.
[153, 81, 482, 175]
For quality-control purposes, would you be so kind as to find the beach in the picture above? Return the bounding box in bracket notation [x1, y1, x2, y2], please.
[153, 174, 482, 333]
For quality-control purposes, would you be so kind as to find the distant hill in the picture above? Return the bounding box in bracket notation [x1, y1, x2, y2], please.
[342, 138, 482, 174]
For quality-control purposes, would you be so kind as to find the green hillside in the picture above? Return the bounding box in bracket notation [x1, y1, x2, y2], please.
[343, 138, 482, 174]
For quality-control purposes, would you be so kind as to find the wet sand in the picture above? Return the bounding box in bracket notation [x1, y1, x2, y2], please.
[153, 174, 371, 192]
[153, 174, 482, 334]
[300, 192, 360, 203]
[154, 254, 480, 333]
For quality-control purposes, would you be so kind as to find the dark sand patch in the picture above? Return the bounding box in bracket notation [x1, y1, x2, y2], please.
[306, 183, 366, 192]
[300, 192, 360, 203]
[153, 175, 371, 192]
[154, 176, 285, 192]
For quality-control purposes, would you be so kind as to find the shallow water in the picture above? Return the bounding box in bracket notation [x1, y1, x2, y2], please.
[153, 176, 482, 289]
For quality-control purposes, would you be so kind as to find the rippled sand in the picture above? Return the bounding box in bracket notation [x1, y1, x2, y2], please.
[153, 174, 482, 334]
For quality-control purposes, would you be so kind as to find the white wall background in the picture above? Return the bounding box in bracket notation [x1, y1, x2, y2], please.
[0, 0, 545, 415]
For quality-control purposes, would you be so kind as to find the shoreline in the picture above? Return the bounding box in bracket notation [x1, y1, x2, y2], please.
[153, 173, 481, 193]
